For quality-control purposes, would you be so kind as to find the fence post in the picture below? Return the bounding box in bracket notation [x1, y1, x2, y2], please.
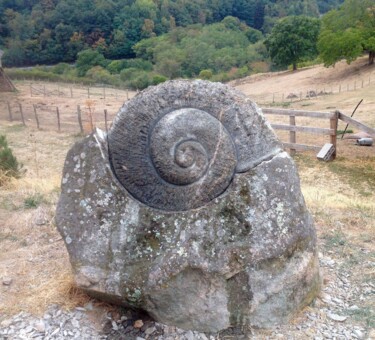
[126, 89, 129, 101]
[289, 115, 296, 156]
[104, 109, 108, 133]
[77, 105, 84, 133]
[33, 104, 40, 129]
[330, 111, 338, 160]
[87, 87, 90, 99]
[19, 103, 25, 126]
[103, 85, 106, 99]
[56, 107, 61, 132]
[30, 84, 33, 97]
[7, 102, 13, 121]
[70, 87, 73, 98]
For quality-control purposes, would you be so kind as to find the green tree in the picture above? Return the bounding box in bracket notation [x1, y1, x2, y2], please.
[265, 15, 321, 70]
[318, 0, 375, 66]
[76, 49, 107, 76]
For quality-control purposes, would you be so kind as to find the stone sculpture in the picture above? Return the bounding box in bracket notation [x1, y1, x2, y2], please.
[56, 80, 320, 333]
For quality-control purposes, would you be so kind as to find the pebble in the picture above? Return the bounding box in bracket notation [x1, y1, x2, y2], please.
[2, 277, 12, 285]
[327, 312, 348, 322]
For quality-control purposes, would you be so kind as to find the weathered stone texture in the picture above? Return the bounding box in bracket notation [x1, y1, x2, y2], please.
[56, 80, 320, 333]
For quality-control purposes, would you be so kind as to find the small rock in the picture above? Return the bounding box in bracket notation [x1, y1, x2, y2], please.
[50, 327, 60, 336]
[0, 319, 12, 328]
[145, 326, 156, 335]
[348, 305, 360, 311]
[134, 319, 144, 328]
[327, 313, 347, 322]
[34, 320, 45, 333]
[185, 330, 195, 340]
[112, 321, 118, 331]
[136, 337, 145, 340]
[2, 277, 12, 285]
[353, 330, 364, 339]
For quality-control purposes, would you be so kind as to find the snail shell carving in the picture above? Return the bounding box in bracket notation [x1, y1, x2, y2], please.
[108, 80, 282, 211]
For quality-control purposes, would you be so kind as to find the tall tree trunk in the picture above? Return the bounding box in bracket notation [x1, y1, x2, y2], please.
[369, 51, 375, 65]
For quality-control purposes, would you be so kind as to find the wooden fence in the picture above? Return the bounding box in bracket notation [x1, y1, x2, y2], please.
[263, 108, 375, 159]
[5, 101, 113, 134]
[29, 83, 131, 100]
[3, 102, 375, 159]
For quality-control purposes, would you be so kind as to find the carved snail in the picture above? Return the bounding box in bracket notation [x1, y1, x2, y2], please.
[108, 80, 281, 211]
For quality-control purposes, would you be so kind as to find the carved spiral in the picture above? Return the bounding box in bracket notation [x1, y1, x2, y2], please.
[108, 80, 282, 211]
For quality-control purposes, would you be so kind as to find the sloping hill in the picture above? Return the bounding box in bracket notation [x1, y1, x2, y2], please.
[232, 57, 374, 98]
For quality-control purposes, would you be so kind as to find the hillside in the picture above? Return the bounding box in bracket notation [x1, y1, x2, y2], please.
[0, 0, 343, 67]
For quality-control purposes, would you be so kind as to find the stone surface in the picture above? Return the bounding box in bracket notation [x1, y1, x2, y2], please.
[56, 80, 320, 333]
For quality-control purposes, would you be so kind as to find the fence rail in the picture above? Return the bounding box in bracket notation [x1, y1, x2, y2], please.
[263, 108, 339, 158]
[2, 101, 375, 160]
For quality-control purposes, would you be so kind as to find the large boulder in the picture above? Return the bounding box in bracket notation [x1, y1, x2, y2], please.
[56, 80, 320, 333]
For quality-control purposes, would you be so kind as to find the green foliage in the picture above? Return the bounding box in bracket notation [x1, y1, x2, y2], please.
[24, 193, 44, 209]
[52, 63, 72, 75]
[152, 74, 167, 85]
[318, 0, 375, 66]
[198, 69, 213, 80]
[76, 49, 108, 77]
[134, 18, 265, 79]
[0, 0, 345, 68]
[0, 135, 24, 181]
[265, 16, 321, 70]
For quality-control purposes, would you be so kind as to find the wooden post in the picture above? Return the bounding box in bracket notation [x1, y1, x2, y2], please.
[33, 104, 40, 129]
[104, 109, 108, 133]
[126, 89, 129, 100]
[7, 102, 13, 121]
[88, 87, 90, 98]
[30, 84, 33, 97]
[19, 103, 25, 126]
[289, 115, 296, 156]
[103, 85, 106, 99]
[56, 107, 61, 132]
[70, 87, 73, 98]
[330, 111, 338, 159]
[339, 84, 341, 93]
[77, 105, 84, 133]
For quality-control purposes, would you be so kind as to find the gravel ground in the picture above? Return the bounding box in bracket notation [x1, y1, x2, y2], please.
[1, 252, 374, 340]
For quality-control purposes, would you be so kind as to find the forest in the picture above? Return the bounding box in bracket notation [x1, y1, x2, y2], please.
[0, 0, 344, 66]
[2, 0, 373, 90]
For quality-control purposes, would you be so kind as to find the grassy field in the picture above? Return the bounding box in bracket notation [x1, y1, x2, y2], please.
[0, 59, 374, 336]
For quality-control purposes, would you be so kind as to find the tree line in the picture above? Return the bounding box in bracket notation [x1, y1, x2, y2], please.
[1, 0, 343, 67]
[1, 0, 373, 91]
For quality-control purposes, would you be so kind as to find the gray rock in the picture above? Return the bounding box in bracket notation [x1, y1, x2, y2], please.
[56, 80, 320, 333]
[2, 277, 12, 285]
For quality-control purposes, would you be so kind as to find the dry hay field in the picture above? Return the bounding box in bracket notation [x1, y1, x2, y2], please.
[0, 57, 374, 338]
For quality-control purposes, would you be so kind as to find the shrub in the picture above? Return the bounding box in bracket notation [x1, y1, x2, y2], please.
[0, 135, 24, 182]
[152, 74, 167, 85]
[24, 193, 44, 209]
[198, 69, 213, 80]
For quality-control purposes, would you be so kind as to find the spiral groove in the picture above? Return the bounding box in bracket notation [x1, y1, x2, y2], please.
[108, 80, 282, 211]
